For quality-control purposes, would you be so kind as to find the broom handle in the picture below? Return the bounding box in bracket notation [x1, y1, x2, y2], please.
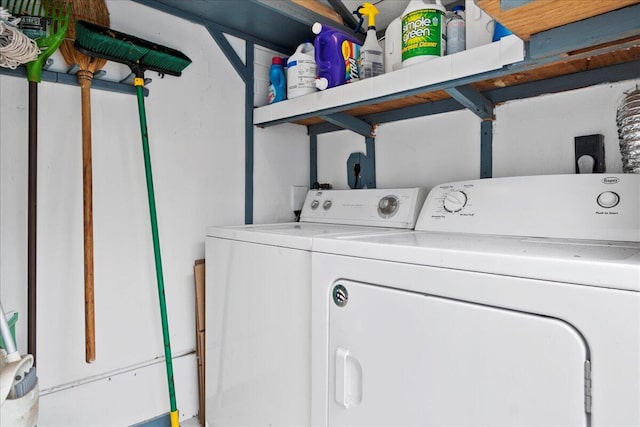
[78, 70, 96, 363]
[135, 80, 179, 426]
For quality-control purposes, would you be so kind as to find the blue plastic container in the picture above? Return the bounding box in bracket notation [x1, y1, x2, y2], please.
[268, 56, 286, 103]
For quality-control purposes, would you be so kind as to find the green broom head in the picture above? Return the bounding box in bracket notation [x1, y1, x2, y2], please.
[74, 20, 191, 77]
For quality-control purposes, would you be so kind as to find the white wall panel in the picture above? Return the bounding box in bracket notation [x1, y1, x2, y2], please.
[493, 81, 633, 177]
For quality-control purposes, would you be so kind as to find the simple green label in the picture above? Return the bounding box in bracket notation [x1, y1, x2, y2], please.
[402, 9, 443, 61]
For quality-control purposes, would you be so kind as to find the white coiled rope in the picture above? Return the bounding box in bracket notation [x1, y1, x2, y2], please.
[0, 8, 41, 69]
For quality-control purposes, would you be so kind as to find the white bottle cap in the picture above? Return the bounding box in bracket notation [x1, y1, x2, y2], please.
[315, 77, 329, 91]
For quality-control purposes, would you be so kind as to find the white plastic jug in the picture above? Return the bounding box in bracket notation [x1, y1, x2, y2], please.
[401, 0, 446, 68]
[465, 0, 494, 49]
[287, 42, 317, 99]
[384, 16, 401, 73]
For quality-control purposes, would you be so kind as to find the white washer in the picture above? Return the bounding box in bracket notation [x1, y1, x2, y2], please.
[311, 174, 640, 427]
[205, 188, 428, 427]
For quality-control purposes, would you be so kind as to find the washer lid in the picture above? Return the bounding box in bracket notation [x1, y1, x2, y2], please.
[312, 231, 640, 291]
[206, 222, 406, 250]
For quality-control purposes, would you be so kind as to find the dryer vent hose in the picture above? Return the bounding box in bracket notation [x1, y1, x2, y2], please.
[617, 87, 640, 174]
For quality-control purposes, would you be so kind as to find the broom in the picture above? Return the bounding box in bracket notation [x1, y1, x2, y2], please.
[57, 0, 110, 364]
[74, 20, 191, 427]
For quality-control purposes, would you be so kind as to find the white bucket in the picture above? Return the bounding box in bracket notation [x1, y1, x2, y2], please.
[287, 42, 317, 99]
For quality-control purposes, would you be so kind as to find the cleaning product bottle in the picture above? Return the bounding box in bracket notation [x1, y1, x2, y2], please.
[287, 42, 317, 99]
[401, 0, 446, 68]
[446, 5, 465, 54]
[268, 56, 286, 103]
[353, 2, 383, 79]
[312, 22, 362, 90]
[384, 16, 401, 73]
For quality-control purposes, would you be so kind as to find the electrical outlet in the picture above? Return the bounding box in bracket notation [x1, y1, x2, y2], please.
[347, 152, 376, 189]
[574, 134, 605, 173]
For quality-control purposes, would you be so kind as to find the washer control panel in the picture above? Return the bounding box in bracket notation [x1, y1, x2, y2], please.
[300, 188, 428, 228]
[416, 174, 640, 242]
[378, 195, 400, 218]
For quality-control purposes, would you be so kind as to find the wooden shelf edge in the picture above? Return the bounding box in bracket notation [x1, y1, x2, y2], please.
[474, 0, 640, 41]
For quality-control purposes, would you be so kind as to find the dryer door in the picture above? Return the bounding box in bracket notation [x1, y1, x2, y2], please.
[328, 280, 589, 426]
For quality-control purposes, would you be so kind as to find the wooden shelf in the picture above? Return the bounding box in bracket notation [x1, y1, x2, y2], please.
[475, 0, 640, 41]
[254, 36, 639, 131]
[254, 35, 526, 127]
[251, 1, 640, 133]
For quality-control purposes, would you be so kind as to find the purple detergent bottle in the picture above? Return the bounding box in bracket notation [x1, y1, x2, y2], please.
[312, 22, 362, 90]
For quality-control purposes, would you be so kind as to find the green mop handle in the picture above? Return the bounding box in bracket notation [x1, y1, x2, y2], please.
[134, 78, 179, 427]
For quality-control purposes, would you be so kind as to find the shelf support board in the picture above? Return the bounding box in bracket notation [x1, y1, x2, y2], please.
[310, 132, 318, 188]
[206, 24, 255, 223]
[487, 59, 640, 104]
[307, 98, 465, 135]
[207, 26, 250, 83]
[319, 112, 373, 136]
[363, 98, 465, 125]
[480, 121, 493, 178]
[445, 85, 494, 120]
[529, 4, 640, 60]
[364, 136, 377, 188]
[245, 41, 255, 224]
[0, 66, 145, 96]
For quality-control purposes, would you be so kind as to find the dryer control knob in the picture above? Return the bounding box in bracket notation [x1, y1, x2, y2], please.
[323, 200, 333, 210]
[597, 191, 620, 208]
[310, 200, 320, 210]
[443, 191, 467, 213]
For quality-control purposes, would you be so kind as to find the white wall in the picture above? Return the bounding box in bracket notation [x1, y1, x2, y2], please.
[0, 1, 308, 425]
[317, 80, 639, 190]
[492, 82, 631, 177]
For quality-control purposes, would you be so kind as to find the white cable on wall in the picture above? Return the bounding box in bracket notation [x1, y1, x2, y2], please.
[0, 8, 41, 69]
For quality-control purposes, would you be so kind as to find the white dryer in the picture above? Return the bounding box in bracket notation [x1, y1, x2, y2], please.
[205, 187, 428, 427]
[311, 174, 640, 427]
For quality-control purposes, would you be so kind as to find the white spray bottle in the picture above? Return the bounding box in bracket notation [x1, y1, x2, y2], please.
[353, 2, 383, 78]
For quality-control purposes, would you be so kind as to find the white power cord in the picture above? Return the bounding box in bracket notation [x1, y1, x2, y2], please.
[0, 8, 41, 69]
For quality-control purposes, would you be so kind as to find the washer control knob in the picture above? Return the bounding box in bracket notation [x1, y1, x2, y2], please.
[310, 200, 320, 210]
[378, 195, 399, 218]
[443, 191, 468, 213]
[597, 191, 620, 208]
[323, 200, 332, 210]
